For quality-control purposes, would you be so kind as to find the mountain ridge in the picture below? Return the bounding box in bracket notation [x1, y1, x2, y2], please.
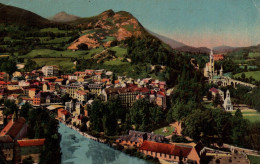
[0, 3, 53, 27]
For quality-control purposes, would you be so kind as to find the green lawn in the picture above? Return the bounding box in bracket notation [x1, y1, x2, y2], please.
[109, 46, 127, 57]
[249, 52, 260, 58]
[102, 36, 115, 42]
[40, 28, 71, 34]
[231, 110, 260, 123]
[244, 115, 260, 122]
[233, 71, 260, 81]
[20, 49, 91, 58]
[153, 126, 175, 136]
[104, 59, 129, 66]
[248, 155, 260, 164]
[30, 58, 75, 71]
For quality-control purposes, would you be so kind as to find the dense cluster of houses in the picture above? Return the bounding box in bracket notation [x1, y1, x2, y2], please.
[0, 65, 174, 162]
[0, 66, 171, 128]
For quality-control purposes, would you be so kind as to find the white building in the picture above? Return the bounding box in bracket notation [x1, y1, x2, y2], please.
[42, 65, 59, 77]
[223, 90, 233, 111]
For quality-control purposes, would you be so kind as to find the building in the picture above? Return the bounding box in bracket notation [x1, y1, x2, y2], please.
[41, 65, 59, 77]
[223, 90, 233, 111]
[57, 108, 71, 121]
[74, 90, 89, 102]
[209, 87, 224, 101]
[213, 54, 224, 61]
[139, 141, 205, 164]
[66, 83, 85, 98]
[33, 91, 61, 106]
[0, 117, 28, 140]
[88, 83, 104, 96]
[17, 139, 46, 163]
[116, 130, 165, 147]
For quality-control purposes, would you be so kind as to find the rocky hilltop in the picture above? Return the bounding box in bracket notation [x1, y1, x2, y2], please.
[67, 10, 148, 50]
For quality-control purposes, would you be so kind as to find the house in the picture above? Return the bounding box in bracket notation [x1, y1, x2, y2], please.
[17, 139, 46, 163]
[33, 91, 61, 106]
[57, 108, 71, 121]
[209, 87, 224, 101]
[41, 65, 59, 77]
[0, 72, 9, 81]
[66, 83, 85, 98]
[0, 117, 28, 140]
[213, 54, 224, 61]
[74, 90, 89, 102]
[139, 141, 205, 164]
[116, 130, 165, 147]
[88, 83, 104, 95]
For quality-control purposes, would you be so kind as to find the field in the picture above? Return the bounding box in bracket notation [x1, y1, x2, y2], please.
[153, 126, 175, 136]
[109, 46, 127, 57]
[248, 52, 260, 58]
[20, 48, 106, 59]
[231, 109, 260, 123]
[248, 155, 260, 164]
[29, 58, 75, 71]
[104, 59, 129, 66]
[39, 28, 72, 34]
[233, 71, 260, 81]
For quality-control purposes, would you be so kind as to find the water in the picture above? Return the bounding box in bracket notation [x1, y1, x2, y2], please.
[59, 123, 150, 164]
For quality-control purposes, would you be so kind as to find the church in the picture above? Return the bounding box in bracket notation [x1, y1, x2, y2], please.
[223, 90, 233, 111]
[204, 49, 223, 79]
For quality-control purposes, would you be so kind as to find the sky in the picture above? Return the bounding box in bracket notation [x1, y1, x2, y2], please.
[0, 0, 260, 48]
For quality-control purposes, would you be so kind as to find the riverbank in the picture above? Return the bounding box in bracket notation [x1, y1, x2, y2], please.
[58, 120, 159, 164]
[58, 122, 151, 164]
[59, 120, 106, 144]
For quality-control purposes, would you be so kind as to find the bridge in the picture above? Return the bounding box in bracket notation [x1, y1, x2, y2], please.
[209, 76, 257, 88]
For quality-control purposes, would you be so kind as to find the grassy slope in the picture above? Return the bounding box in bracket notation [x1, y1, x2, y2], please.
[233, 71, 260, 81]
[248, 155, 260, 164]
[231, 110, 260, 123]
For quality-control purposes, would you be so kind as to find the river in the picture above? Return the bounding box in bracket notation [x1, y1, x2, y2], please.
[59, 123, 150, 164]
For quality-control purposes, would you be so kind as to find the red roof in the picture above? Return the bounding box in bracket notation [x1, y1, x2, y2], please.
[209, 87, 218, 93]
[55, 79, 64, 82]
[213, 54, 224, 61]
[17, 139, 45, 147]
[44, 77, 57, 80]
[0, 81, 6, 85]
[0, 117, 26, 139]
[139, 141, 192, 157]
[58, 108, 70, 116]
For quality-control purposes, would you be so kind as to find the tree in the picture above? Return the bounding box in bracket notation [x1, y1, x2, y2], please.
[20, 102, 31, 119]
[77, 43, 88, 50]
[182, 109, 215, 144]
[232, 109, 248, 146]
[245, 122, 260, 152]
[241, 72, 246, 80]
[24, 59, 37, 72]
[89, 99, 104, 132]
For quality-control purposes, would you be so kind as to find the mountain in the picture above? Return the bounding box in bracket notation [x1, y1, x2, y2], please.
[0, 3, 52, 27]
[67, 9, 150, 50]
[174, 46, 210, 54]
[49, 11, 80, 23]
[213, 45, 237, 54]
[147, 30, 186, 49]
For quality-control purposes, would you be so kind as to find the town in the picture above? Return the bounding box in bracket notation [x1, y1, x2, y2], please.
[0, 49, 259, 164]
